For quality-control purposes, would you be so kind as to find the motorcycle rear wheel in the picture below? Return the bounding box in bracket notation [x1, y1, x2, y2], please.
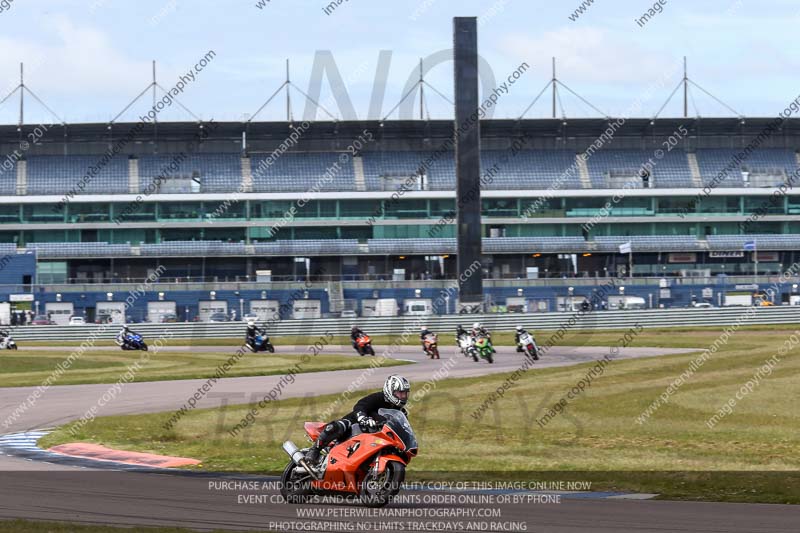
[360, 461, 405, 508]
[279, 460, 313, 504]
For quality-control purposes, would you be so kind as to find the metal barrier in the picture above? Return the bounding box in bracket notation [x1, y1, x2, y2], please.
[7, 306, 800, 341]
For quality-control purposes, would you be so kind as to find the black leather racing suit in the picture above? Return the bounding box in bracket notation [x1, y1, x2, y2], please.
[350, 328, 366, 349]
[246, 324, 266, 346]
[306, 391, 407, 462]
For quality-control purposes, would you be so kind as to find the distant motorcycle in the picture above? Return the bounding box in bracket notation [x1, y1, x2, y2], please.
[247, 333, 275, 353]
[0, 335, 17, 350]
[457, 333, 478, 362]
[117, 332, 148, 351]
[518, 332, 539, 360]
[354, 334, 375, 356]
[473, 335, 494, 364]
[422, 333, 439, 359]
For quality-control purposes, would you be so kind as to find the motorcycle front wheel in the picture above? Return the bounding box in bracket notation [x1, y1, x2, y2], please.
[366, 345, 375, 356]
[360, 461, 405, 508]
[141, 343, 148, 351]
[266, 344, 275, 353]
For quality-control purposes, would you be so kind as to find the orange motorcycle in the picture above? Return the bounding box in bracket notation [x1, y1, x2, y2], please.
[354, 333, 375, 356]
[280, 409, 417, 507]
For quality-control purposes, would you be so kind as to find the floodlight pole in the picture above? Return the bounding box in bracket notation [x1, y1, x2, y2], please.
[286, 59, 292, 122]
[683, 56, 688, 118]
[152, 60, 157, 123]
[19, 63, 23, 127]
[552, 57, 557, 119]
[419, 58, 424, 120]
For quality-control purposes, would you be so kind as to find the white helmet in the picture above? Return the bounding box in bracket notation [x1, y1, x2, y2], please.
[516, 325, 523, 332]
[247, 318, 256, 327]
[472, 322, 481, 330]
[383, 375, 410, 408]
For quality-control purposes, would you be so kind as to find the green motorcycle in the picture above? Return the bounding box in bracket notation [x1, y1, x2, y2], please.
[473, 335, 494, 364]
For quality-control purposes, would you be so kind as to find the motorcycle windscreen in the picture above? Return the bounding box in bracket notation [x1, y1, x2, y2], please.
[378, 408, 417, 451]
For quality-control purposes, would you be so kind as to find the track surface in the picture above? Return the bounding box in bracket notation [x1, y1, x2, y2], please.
[1, 344, 797, 532]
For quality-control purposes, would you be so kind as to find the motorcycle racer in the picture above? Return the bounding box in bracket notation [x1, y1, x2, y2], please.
[305, 375, 410, 465]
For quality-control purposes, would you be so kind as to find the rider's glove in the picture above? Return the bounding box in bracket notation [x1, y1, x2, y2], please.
[357, 414, 378, 431]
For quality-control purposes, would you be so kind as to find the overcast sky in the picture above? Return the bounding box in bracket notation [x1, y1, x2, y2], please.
[0, 0, 798, 124]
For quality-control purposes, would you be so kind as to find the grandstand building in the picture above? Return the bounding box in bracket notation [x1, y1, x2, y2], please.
[2, 117, 800, 321]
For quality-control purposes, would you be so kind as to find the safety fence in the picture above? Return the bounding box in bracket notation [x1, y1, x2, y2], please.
[6, 306, 799, 341]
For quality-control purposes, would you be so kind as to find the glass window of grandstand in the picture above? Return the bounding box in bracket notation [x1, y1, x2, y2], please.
[293, 227, 338, 239]
[340, 226, 371, 241]
[700, 196, 739, 215]
[429, 199, 455, 218]
[113, 201, 155, 222]
[67, 203, 111, 223]
[742, 222, 781, 234]
[744, 197, 783, 216]
[23, 204, 65, 223]
[339, 199, 382, 219]
[482, 198, 517, 217]
[252, 201, 296, 219]
[160, 229, 203, 241]
[38, 261, 68, 284]
[613, 197, 652, 216]
[702, 222, 739, 236]
[510, 224, 559, 237]
[202, 199, 245, 220]
[24, 229, 75, 243]
[0, 231, 19, 244]
[204, 227, 246, 242]
[0, 205, 20, 223]
[788, 196, 800, 215]
[105, 229, 149, 245]
[374, 224, 442, 238]
[292, 200, 322, 219]
[565, 198, 606, 217]
[318, 200, 336, 218]
[656, 197, 698, 215]
[521, 197, 560, 217]
[159, 202, 202, 220]
[382, 199, 428, 219]
[607, 223, 652, 236]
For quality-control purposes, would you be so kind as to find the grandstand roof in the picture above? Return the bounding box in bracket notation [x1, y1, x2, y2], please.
[3, 117, 800, 148]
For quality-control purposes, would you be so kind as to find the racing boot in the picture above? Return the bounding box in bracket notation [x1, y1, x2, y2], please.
[305, 442, 322, 465]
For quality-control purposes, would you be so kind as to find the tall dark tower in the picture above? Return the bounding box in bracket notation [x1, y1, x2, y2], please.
[453, 17, 483, 311]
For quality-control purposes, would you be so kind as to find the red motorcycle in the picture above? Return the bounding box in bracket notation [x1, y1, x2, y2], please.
[354, 333, 375, 356]
[422, 333, 439, 359]
[280, 409, 417, 507]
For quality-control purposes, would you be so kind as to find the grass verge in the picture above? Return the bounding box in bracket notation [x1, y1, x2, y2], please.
[40, 327, 800, 503]
[0, 349, 408, 387]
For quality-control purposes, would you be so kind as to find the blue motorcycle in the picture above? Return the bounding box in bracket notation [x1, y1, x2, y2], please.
[247, 333, 275, 353]
[118, 332, 148, 351]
